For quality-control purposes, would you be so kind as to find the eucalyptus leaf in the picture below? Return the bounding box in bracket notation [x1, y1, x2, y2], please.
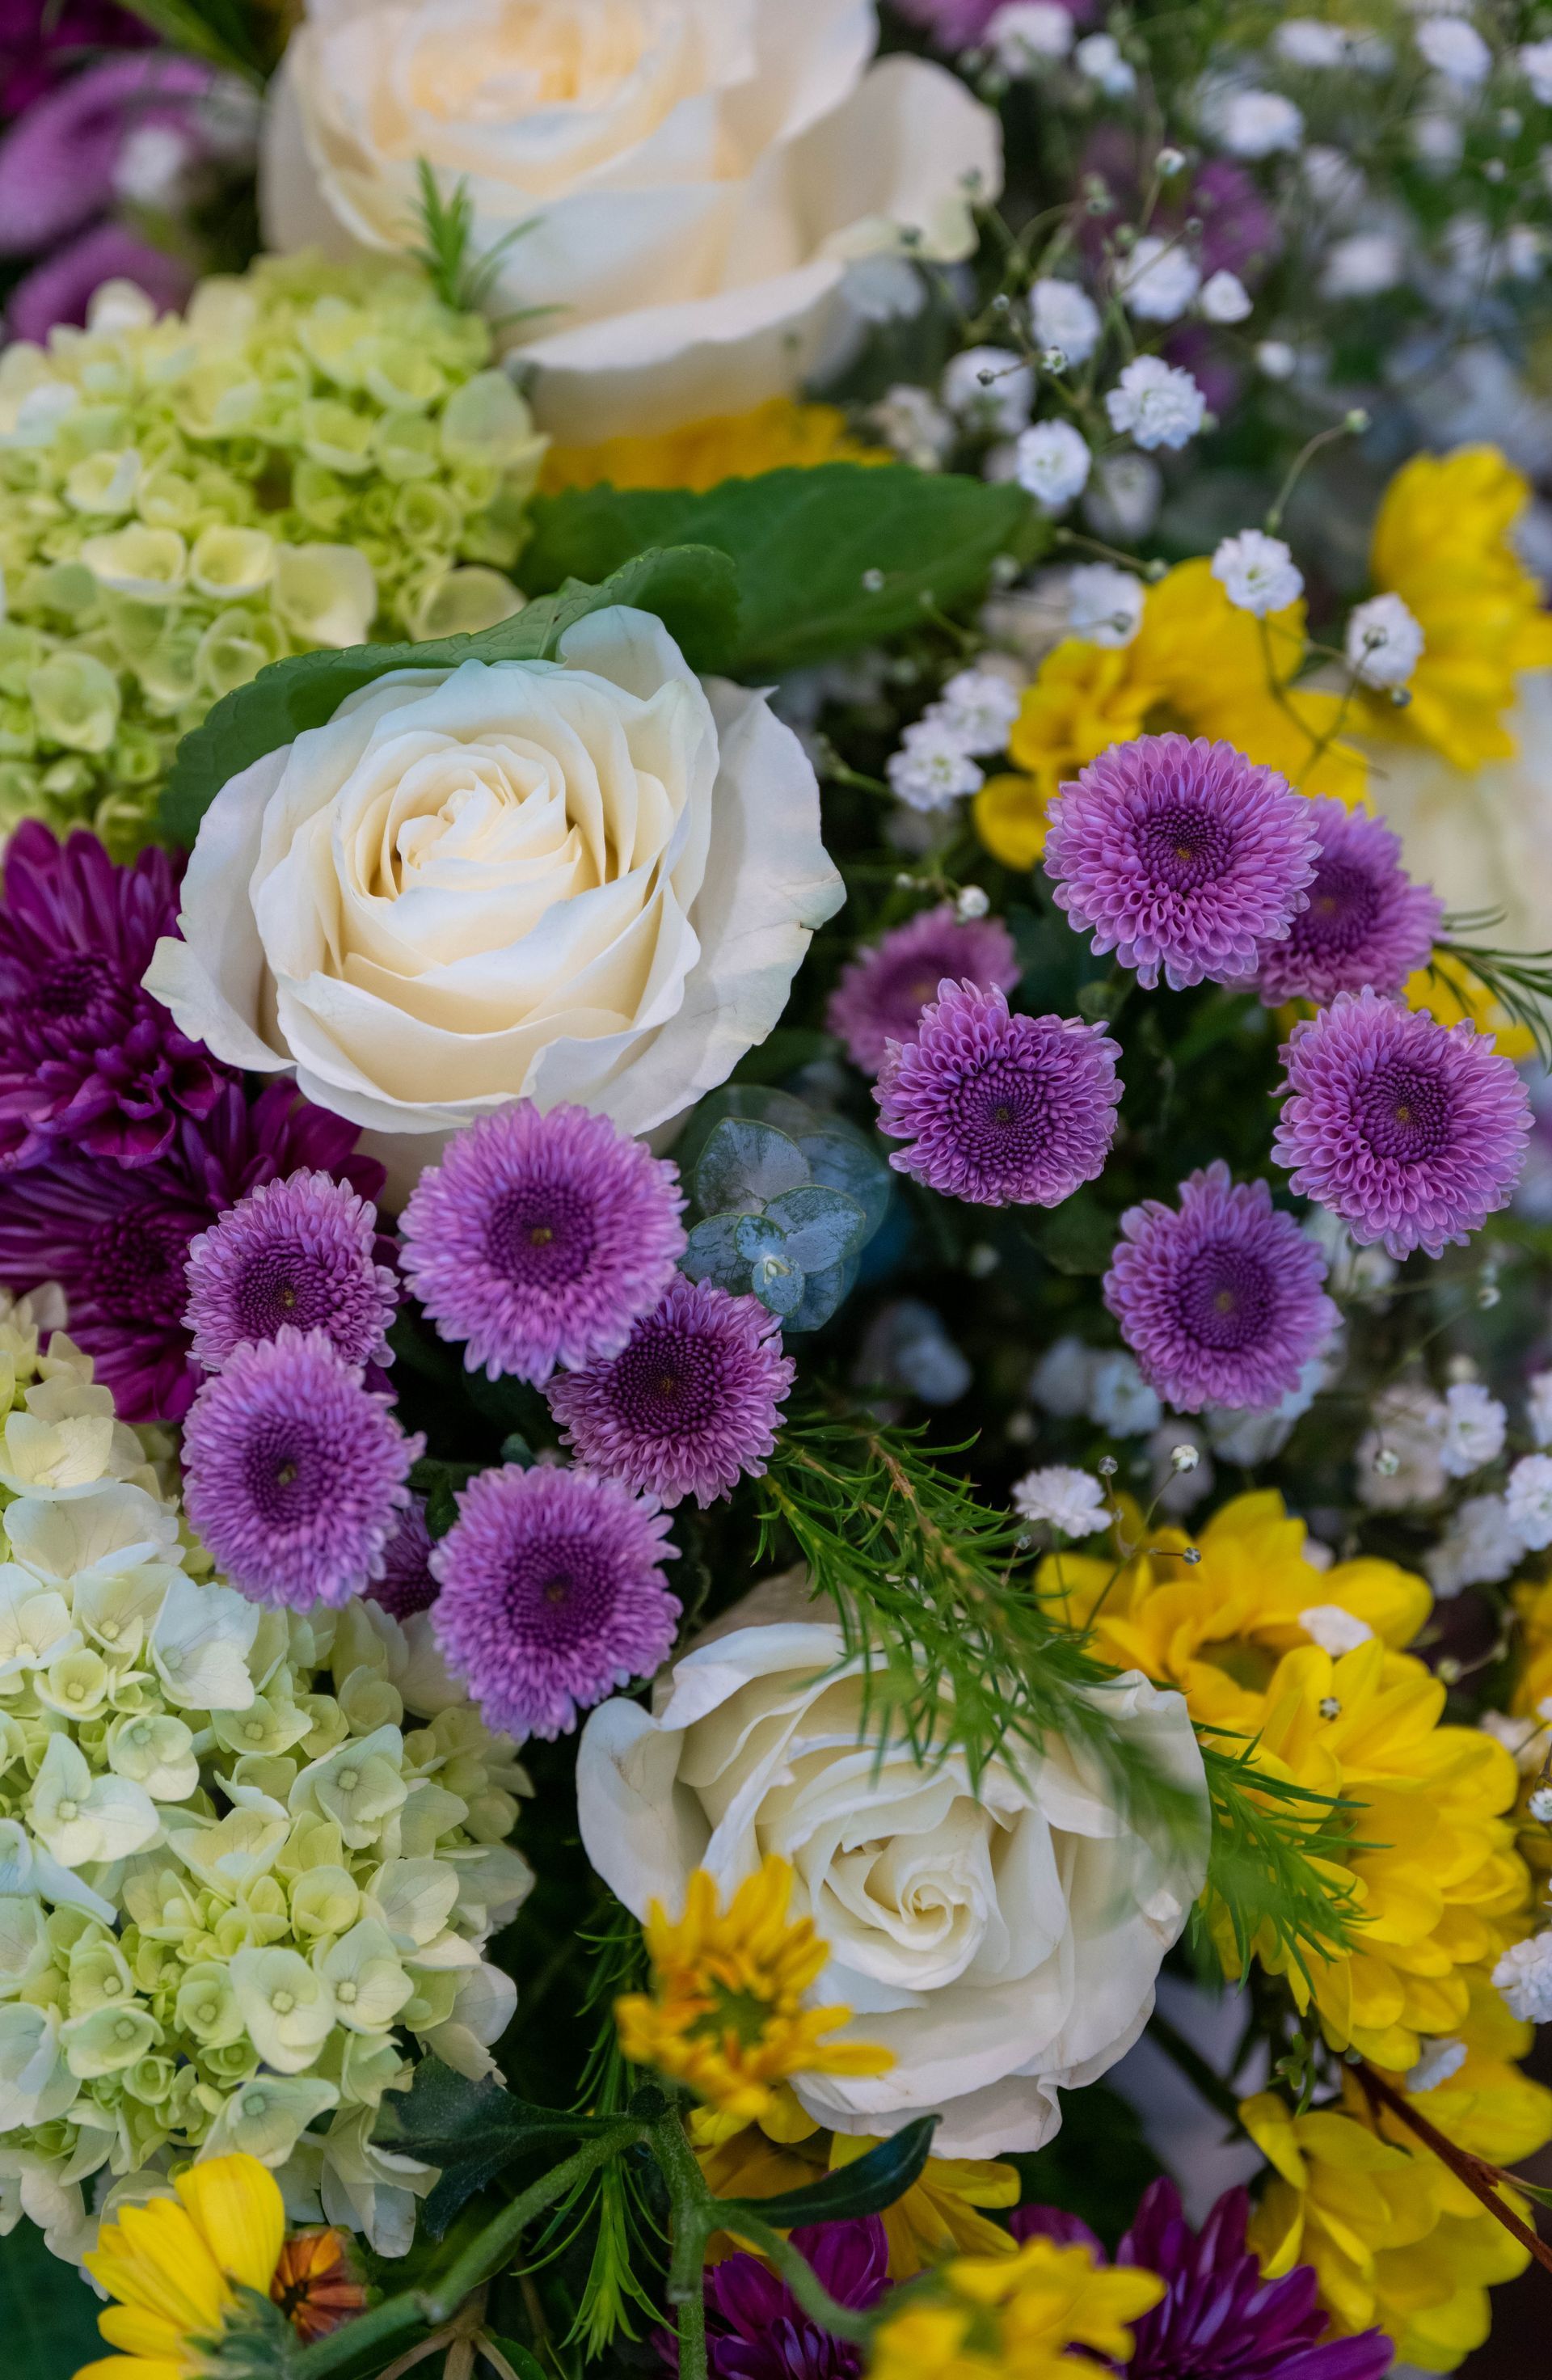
[734, 1213, 788, 1265]
[786, 1256, 858, 1333]
[749, 1251, 807, 1317]
[160, 543, 738, 846]
[715, 2115, 938, 2227]
[763, 1185, 869, 1272]
[694, 1118, 812, 1215]
[682, 1213, 754, 1290]
[799, 1124, 892, 1243]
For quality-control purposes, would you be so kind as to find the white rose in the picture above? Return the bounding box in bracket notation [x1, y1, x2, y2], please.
[146, 607, 842, 1197]
[259, 0, 1002, 442]
[576, 1572, 1208, 2156]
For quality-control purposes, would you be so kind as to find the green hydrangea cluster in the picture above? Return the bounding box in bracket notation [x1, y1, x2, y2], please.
[0, 256, 547, 855]
[0, 1292, 533, 2265]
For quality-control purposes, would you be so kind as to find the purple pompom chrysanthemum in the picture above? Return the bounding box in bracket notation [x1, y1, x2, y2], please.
[1044, 734, 1318, 991]
[1272, 988, 1530, 1259]
[182, 1327, 421, 1610]
[1012, 2182, 1392, 2380]
[184, 1170, 399, 1376]
[1104, 1160, 1337, 1412]
[0, 822, 229, 1169]
[827, 905, 1020, 1076]
[1253, 799, 1443, 1008]
[399, 1102, 686, 1385]
[370, 1497, 439, 1623]
[430, 1463, 680, 1741]
[874, 979, 1121, 1207]
[546, 1274, 795, 1509]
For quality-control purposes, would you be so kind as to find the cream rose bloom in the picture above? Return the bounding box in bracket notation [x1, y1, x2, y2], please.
[576, 1573, 1209, 2157]
[259, 0, 1002, 441]
[146, 607, 841, 1193]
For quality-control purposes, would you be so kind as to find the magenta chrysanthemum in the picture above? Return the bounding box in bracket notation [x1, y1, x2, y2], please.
[430, 1462, 680, 1740]
[183, 1169, 398, 1376]
[874, 979, 1121, 1207]
[1104, 1160, 1337, 1412]
[182, 1327, 421, 1610]
[1044, 734, 1318, 990]
[827, 904, 1020, 1075]
[1272, 988, 1531, 1259]
[1252, 799, 1443, 1007]
[370, 1496, 439, 1623]
[546, 1274, 795, 1509]
[399, 1102, 686, 1385]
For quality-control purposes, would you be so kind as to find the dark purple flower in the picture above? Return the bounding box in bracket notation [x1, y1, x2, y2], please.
[369, 1497, 439, 1624]
[1272, 989, 1530, 1260]
[6, 218, 193, 341]
[1252, 802, 1443, 1008]
[827, 904, 1020, 1076]
[546, 1274, 794, 1509]
[399, 1103, 686, 1386]
[874, 979, 1121, 1206]
[184, 1171, 398, 1376]
[1105, 1161, 1337, 1412]
[183, 1329, 420, 1611]
[657, 2221, 891, 2380]
[1045, 736, 1318, 993]
[0, 823, 230, 1171]
[0, 1081, 384, 1422]
[0, 52, 212, 255]
[1079, 130, 1282, 287]
[1012, 2183, 1393, 2379]
[0, 0, 151, 120]
[430, 1462, 679, 1741]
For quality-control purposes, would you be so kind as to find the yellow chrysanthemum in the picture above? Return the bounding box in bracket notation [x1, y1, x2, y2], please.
[540, 398, 885, 493]
[1363, 445, 1552, 770]
[1403, 948, 1536, 1061]
[866, 2237, 1164, 2380]
[77, 2155, 286, 2380]
[973, 771, 1052, 869]
[1242, 2089, 1531, 2371]
[997, 559, 1367, 870]
[615, 1856, 891, 2146]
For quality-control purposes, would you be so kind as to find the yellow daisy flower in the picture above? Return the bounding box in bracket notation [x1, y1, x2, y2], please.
[77, 2156, 286, 2380]
[866, 2236, 1163, 2380]
[615, 1856, 892, 2146]
[540, 398, 885, 494]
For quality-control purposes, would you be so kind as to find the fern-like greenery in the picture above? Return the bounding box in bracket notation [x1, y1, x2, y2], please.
[554, 1905, 664, 2358]
[407, 160, 549, 328]
[759, 1404, 1363, 1980]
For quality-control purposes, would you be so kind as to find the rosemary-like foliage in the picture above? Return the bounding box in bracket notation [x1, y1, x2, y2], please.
[558, 1906, 664, 2357]
[1431, 928, 1552, 1065]
[759, 1406, 1363, 1978]
[407, 159, 546, 327]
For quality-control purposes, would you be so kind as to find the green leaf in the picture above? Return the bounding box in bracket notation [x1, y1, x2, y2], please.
[694, 1119, 811, 1215]
[379, 2058, 605, 2235]
[763, 1184, 869, 1272]
[407, 1458, 483, 1540]
[0, 2219, 106, 2379]
[159, 544, 738, 846]
[484, 2339, 550, 2380]
[1032, 1192, 1115, 1277]
[521, 466, 1040, 676]
[717, 2116, 938, 2228]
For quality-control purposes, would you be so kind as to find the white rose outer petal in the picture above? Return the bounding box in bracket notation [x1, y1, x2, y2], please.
[146, 607, 844, 1201]
[575, 1570, 1209, 2158]
[261, 9, 1003, 443]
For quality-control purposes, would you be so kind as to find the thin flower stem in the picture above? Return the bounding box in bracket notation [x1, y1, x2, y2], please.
[1144, 2006, 1243, 2128]
[702, 2207, 874, 2344]
[1356, 2063, 1552, 2278]
[1265, 420, 1358, 534]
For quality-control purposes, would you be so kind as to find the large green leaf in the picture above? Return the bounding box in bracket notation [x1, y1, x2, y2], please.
[716, 2116, 938, 2228]
[521, 466, 1042, 676]
[378, 2057, 607, 2236]
[0, 2221, 106, 2378]
[159, 543, 738, 847]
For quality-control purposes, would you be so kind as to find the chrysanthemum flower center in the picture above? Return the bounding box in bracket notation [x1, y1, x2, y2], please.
[703, 1980, 778, 2049]
[27, 951, 123, 1031]
[234, 1243, 344, 1340]
[500, 1530, 616, 1648]
[609, 1327, 722, 1438]
[1138, 801, 1234, 890]
[954, 1058, 1049, 1161]
[1357, 1059, 1453, 1161]
[1178, 1243, 1275, 1351]
[1293, 856, 1380, 955]
[87, 1208, 197, 1324]
[485, 1179, 596, 1287]
[241, 1420, 327, 1525]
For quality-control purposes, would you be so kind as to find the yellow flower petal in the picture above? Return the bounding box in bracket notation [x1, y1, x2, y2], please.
[175, 2155, 285, 2296]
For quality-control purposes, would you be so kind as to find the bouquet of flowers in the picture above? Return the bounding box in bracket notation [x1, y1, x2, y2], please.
[6, 5, 1552, 2378]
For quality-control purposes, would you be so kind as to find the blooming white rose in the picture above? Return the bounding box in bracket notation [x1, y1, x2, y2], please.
[147, 607, 842, 1196]
[259, 0, 1002, 441]
[576, 1572, 1208, 2155]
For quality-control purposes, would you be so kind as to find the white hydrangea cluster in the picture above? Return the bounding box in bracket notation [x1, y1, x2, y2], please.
[0, 1294, 532, 2266]
[0, 254, 547, 853]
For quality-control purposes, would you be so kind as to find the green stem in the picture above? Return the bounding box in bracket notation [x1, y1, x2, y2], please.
[652, 2108, 715, 2306]
[1144, 2005, 1244, 2129]
[289, 2126, 645, 2380]
[676, 2290, 710, 2380]
[702, 2209, 872, 2345]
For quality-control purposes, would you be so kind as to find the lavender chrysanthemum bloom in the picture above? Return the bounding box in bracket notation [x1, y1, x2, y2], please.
[1104, 1160, 1337, 1412]
[1044, 735, 1318, 991]
[875, 980, 1121, 1207]
[0, 822, 229, 1169]
[431, 1463, 680, 1741]
[1012, 2184, 1391, 2378]
[184, 1170, 398, 1375]
[0, 1080, 383, 1423]
[370, 1497, 439, 1623]
[1273, 989, 1531, 1259]
[182, 1328, 421, 1610]
[399, 1103, 686, 1386]
[657, 2219, 890, 2379]
[827, 905, 1020, 1076]
[547, 1275, 795, 1509]
[1253, 800, 1443, 1007]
